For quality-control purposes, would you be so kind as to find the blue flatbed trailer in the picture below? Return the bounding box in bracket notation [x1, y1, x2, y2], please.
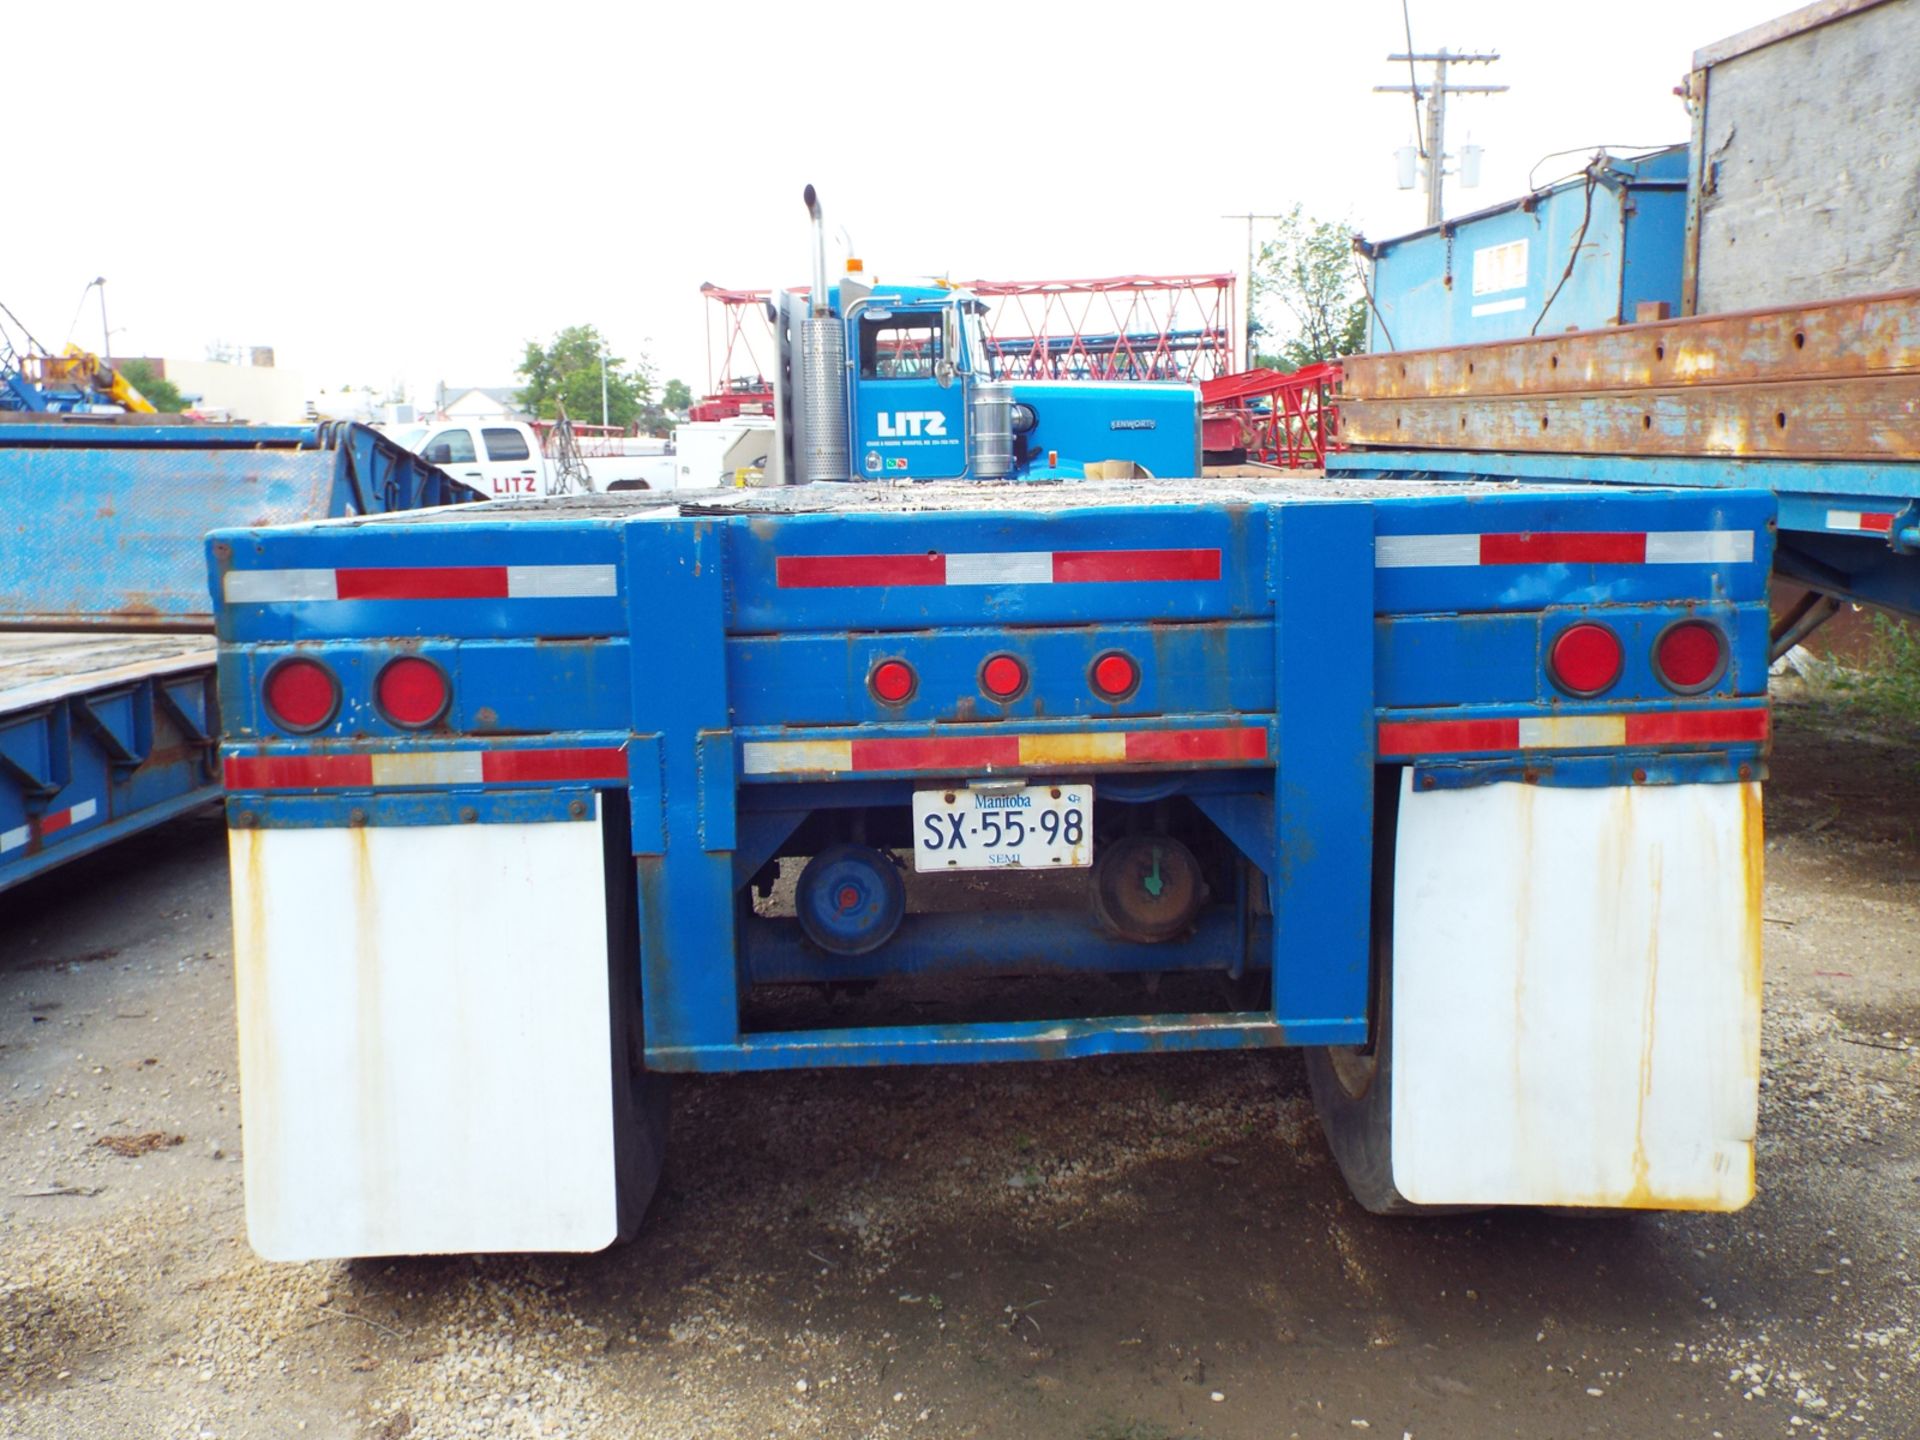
[0, 420, 469, 892]
[210, 474, 1777, 1259]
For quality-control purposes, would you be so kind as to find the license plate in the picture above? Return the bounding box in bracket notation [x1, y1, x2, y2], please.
[912, 782, 1093, 872]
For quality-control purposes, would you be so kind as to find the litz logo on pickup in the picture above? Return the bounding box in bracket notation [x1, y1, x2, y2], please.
[1110, 419, 1157, 431]
[876, 411, 949, 439]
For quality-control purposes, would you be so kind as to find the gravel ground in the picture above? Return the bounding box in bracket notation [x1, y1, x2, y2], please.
[1, 696, 1916, 1440]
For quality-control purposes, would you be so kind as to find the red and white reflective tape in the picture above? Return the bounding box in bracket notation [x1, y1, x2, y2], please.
[1374, 530, 1755, 568]
[224, 565, 618, 603]
[742, 726, 1266, 775]
[1378, 706, 1769, 758]
[224, 746, 627, 790]
[775, 548, 1221, 589]
[1826, 510, 1896, 534]
[1, 797, 99, 853]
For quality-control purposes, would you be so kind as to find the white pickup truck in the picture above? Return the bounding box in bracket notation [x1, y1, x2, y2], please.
[385, 420, 674, 498]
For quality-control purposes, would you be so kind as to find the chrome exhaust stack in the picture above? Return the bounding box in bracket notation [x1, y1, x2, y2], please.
[796, 185, 851, 482]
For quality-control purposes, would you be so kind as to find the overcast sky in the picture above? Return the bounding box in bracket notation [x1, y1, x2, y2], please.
[6, 0, 1787, 405]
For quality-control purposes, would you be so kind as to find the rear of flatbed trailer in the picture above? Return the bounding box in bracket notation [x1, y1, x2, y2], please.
[211, 476, 1773, 1258]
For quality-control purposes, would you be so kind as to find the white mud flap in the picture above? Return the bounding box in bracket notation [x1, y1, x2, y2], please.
[1390, 774, 1763, 1210]
[230, 813, 627, 1259]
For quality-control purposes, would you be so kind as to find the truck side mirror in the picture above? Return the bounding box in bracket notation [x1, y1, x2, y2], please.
[934, 358, 956, 389]
[424, 442, 452, 464]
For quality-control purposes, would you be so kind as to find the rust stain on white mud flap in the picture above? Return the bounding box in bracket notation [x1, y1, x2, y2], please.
[227, 808, 623, 1260]
[1389, 773, 1762, 1211]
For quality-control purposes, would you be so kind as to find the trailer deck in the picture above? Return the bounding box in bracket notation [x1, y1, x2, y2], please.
[300, 473, 1628, 527]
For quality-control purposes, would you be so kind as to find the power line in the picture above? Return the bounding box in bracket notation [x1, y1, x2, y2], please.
[1399, 0, 1425, 157]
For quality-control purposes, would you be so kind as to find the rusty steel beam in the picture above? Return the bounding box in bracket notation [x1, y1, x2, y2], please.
[1343, 289, 1920, 401]
[1341, 374, 1920, 461]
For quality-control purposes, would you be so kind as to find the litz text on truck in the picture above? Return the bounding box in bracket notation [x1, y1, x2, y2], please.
[212, 191, 1771, 1260]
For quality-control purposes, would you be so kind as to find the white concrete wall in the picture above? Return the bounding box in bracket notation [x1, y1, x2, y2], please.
[163, 358, 312, 424]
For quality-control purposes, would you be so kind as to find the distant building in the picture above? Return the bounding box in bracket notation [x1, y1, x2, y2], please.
[439, 386, 527, 422]
[122, 352, 312, 424]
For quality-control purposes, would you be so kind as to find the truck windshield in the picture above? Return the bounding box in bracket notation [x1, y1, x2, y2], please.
[389, 425, 428, 452]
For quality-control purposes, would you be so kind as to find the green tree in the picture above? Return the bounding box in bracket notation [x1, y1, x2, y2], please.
[662, 378, 693, 413]
[517, 325, 658, 431]
[117, 358, 187, 413]
[1251, 207, 1369, 371]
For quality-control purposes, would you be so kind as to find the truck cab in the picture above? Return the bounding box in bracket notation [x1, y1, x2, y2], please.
[840, 286, 1197, 481]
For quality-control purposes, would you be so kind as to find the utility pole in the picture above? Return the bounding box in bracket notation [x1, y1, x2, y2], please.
[1375, 51, 1506, 226]
[1221, 213, 1286, 371]
[88, 277, 111, 362]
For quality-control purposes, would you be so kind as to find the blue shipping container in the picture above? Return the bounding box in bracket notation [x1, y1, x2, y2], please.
[1361, 146, 1688, 352]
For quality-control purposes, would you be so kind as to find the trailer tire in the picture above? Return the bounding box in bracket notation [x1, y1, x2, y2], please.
[1307, 1012, 1484, 1217]
[1306, 1004, 1448, 1216]
[605, 791, 671, 1245]
[1305, 773, 1478, 1217]
[614, 1064, 671, 1244]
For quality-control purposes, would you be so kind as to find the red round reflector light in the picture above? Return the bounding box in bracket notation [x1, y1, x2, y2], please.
[1091, 652, 1139, 699]
[981, 654, 1027, 699]
[1548, 622, 1624, 697]
[377, 656, 451, 728]
[263, 657, 339, 733]
[870, 659, 915, 704]
[1654, 620, 1726, 693]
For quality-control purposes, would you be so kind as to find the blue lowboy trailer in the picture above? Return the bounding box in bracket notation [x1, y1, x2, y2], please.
[0, 420, 469, 893]
[211, 474, 1776, 1260]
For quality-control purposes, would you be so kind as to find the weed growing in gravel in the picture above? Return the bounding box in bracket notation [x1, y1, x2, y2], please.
[1812, 612, 1920, 736]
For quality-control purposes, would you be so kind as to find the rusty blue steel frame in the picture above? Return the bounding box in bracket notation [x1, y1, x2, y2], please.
[209, 481, 1776, 1073]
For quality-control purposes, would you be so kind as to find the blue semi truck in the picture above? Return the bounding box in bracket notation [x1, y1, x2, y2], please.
[766, 186, 1197, 486]
[207, 196, 1775, 1259]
